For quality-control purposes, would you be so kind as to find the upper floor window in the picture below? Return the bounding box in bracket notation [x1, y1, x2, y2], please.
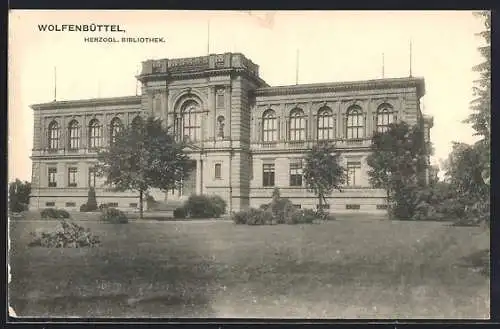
[346, 106, 364, 139]
[48, 120, 60, 150]
[216, 88, 225, 108]
[182, 101, 202, 142]
[110, 117, 123, 145]
[289, 108, 306, 141]
[317, 107, 334, 140]
[88, 119, 102, 149]
[68, 120, 80, 150]
[262, 109, 277, 142]
[376, 104, 394, 133]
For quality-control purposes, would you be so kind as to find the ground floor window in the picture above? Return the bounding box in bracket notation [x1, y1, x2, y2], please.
[48, 168, 57, 187]
[289, 160, 303, 187]
[346, 161, 361, 187]
[68, 167, 78, 187]
[263, 163, 275, 187]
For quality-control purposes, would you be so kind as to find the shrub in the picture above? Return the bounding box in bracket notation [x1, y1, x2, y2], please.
[184, 194, 226, 218]
[86, 188, 98, 211]
[173, 207, 186, 219]
[29, 219, 100, 248]
[41, 208, 71, 219]
[100, 207, 128, 224]
[232, 208, 274, 225]
[80, 203, 89, 212]
[259, 204, 269, 210]
[209, 195, 227, 217]
[288, 209, 317, 224]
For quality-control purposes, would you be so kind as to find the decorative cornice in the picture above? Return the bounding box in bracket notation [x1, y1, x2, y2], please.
[31, 95, 142, 111]
[254, 77, 425, 98]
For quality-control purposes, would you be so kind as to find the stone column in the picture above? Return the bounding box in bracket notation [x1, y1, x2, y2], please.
[225, 85, 232, 139]
[81, 115, 88, 150]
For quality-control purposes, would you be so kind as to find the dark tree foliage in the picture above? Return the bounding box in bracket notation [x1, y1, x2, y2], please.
[366, 121, 430, 220]
[9, 179, 31, 213]
[97, 116, 194, 219]
[303, 143, 346, 213]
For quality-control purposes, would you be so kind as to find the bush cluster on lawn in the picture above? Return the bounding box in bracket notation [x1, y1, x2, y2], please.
[173, 207, 187, 219]
[100, 207, 128, 224]
[233, 188, 335, 225]
[29, 219, 100, 248]
[40, 208, 71, 219]
[177, 194, 227, 219]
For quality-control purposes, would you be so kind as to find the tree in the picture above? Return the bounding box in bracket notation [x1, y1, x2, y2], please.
[366, 121, 430, 220]
[464, 11, 490, 186]
[97, 116, 194, 219]
[303, 143, 345, 214]
[9, 179, 31, 213]
[444, 142, 489, 222]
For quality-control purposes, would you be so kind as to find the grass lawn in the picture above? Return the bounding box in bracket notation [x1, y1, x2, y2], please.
[8, 218, 489, 319]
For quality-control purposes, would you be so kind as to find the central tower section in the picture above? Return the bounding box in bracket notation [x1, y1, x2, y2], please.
[137, 53, 268, 212]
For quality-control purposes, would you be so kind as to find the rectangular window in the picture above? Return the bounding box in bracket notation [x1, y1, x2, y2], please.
[68, 167, 78, 187]
[293, 204, 302, 209]
[65, 202, 76, 207]
[129, 203, 138, 208]
[108, 202, 118, 207]
[48, 168, 57, 187]
[346, 161, 362, 187]
[262, 163, 275, 187]
[289, 160, 303, 187]
[216, 90, 225, 108]
[214, 163, 222, 179]
[317, 204, 330, 210]
[346, 204, 361, 210]
[88, 166, 97, 188]
[45, 202, 55, 207]
[376, 204, 388, 210]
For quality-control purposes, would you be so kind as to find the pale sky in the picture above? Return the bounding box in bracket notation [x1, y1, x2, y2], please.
[8, 10, 486, 182]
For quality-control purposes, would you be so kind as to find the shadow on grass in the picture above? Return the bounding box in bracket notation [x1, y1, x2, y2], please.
[457, 249, 490, 278]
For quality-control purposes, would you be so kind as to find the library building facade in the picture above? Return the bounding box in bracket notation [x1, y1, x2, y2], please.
[29, 53, 433, 213]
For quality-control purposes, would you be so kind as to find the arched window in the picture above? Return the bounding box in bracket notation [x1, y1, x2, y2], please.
[182, 101, 202, 141]
[376, 104, 394, 133]
[68, 120, 80, 150]
[289, 108, 306, 141]
[131, 116, 144, 130]
[88, 119, 102, 149]
[346, 106, 364, 139]
[262, 109, 277, 142]
[317, 107, 334, 140]
[48, 120, 60, 150]
[110, 117, 123, 145]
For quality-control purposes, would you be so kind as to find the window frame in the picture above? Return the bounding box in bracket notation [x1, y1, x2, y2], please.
[346, 107, 365, 140]
[262, 109, 278, 143]
[289, 108, 306, 142]
[48, 121, 60, 150]
[182, 101, 202, 142]
[110, 117, 123, 145]
[48, 167, 57, 187]
[214, 163, 222, 179]
[68, 167, 78, 187]
[68, 120, 81, 150]
[376, 104, 394, 133]
[88, 119, 102, 149]
[289, 160, 303, 187]
[346, 161, 362, 187]
[262, 163, 275, 187]
[317, 107, 335, 141]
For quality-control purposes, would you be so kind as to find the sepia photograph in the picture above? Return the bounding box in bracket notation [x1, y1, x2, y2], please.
[8, 10, 490, 319]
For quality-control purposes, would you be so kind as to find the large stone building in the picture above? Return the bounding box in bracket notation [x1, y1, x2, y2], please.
[29, 53, 433, 213]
